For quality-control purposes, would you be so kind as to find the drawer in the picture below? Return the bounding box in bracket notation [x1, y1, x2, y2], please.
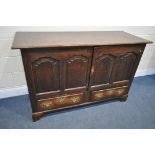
[91, 86, 128, 101]
[37, 93, 85, 112]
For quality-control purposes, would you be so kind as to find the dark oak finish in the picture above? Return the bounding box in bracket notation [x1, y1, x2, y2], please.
[12, 31, 152, 49]
[12, 31, 152, 121]
[90, 45, 144, 90]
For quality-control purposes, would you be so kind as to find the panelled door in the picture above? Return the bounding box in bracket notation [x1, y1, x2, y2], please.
[23, 47, 92, 102]
[89, 45, 144, 91]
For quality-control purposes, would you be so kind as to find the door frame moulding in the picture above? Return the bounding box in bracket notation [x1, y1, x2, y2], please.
[0, 68, 155, 99]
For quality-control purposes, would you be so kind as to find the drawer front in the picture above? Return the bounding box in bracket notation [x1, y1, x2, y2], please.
[91, 86, 128, 101]
[37, 93, 85, 112]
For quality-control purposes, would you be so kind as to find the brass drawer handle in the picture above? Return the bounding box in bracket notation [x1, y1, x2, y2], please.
[57, 97, 66, 104]
[43, 101, 53, 108]
[71, 96, 80, 103]
[117, 89, 124, 95]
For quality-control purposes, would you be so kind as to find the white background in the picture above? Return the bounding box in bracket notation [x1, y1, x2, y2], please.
[0, 0, 155, 155]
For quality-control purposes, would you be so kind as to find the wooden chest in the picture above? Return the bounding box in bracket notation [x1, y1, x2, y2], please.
[12, 31, 152, 121]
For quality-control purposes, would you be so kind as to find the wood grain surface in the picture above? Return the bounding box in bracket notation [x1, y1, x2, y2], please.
[12, 31, 152, 49]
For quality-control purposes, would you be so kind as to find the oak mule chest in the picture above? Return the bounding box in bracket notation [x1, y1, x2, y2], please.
[12, 31, 152, 121]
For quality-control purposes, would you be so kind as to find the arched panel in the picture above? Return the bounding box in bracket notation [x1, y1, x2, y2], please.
[93, 54, 115, 85]
[32, 57, 60, 93]
[113, 52, 137, 82]
[65, 56, 89, 89]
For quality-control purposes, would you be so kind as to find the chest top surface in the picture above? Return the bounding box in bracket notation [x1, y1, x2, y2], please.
[11, 31, 152, 49]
